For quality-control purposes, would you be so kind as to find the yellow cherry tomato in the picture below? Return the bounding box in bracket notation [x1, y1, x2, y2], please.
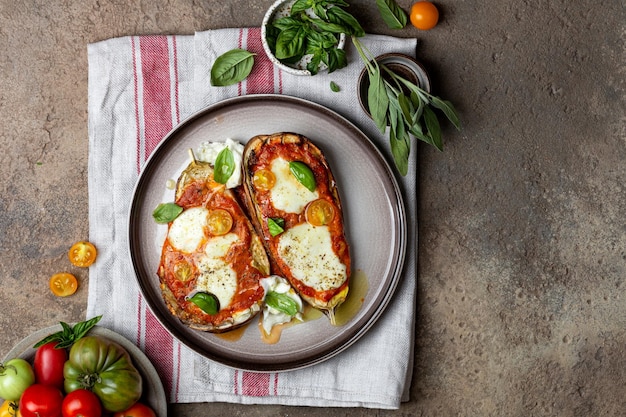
[68, 241, 97, 267]
[410, 1, 439, 30]
[305, 199, 335, 226]
[207, 209, 233, 236]
[0, 400, 21, 417]
[253, 169, 276, 190]
[49, 273, 78, 297]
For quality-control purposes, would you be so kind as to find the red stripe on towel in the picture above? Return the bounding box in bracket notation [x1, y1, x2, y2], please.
[139, 36, 173, 160]
[144, 309, 174, 395]
[242, 372, 271, 397]
[246, 28, 274, 94]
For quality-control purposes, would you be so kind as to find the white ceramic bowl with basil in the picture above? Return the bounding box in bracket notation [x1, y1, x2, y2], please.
[261, 0, 360, 76]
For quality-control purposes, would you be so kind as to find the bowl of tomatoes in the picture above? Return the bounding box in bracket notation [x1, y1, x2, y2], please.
[1, 321, 166, 417]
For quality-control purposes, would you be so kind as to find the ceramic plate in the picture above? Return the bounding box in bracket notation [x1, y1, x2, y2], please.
[128, 94, 407, 372]
[3, 325, 167, 417]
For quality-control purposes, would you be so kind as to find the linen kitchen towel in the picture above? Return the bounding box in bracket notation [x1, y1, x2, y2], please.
[87, 28, 418, 409]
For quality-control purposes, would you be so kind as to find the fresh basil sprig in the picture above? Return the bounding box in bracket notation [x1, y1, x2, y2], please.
[210, 49, 256, 86]
[33, 315, 102, 349]
[289, 161, 316, 192]
[188, 292, 220, 315]
[265, 291, 299, 316]
[266, 0, 364, 75]
[268, 217, 285, 237]
[152, 202, 183, 223]
[353, 37, 461, 176]
[213, 147, 235, 184]
[376, 0, 408, 29]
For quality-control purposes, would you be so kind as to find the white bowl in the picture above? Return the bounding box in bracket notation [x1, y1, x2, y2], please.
[261, 0, 346, 76]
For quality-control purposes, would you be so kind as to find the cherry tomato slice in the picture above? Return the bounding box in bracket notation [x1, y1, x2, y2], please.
[410, 1, 439, 30]
[68, 241, 97, 267]
[0, 400, 21, 417]
[49, 273, 78, 297]
[253, 169, 276, 190]
[207, 209, 233, 236]
[61, 389, 102, 417]
[305, 199, 335, 226]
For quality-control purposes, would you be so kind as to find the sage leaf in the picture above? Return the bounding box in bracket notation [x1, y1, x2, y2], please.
[265, 291, 299, 316]
[153, 202, 183, 223]
[430, 96, 462, 130]
[376, 0, 408, 29]
[390, 130, 410, 176]
[188, 292, 220, 315]
[423, 106, 443, 151]
[210, 49, 255, 87]
[368, 67, 390, 133]
[268, 217, 285, 237]
[213, 147, 235, 184]
[289, 161, 317, 192]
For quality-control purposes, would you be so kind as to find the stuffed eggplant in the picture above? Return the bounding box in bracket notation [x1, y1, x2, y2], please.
[241, 132, 351, 324]
[157, 155, 269, 332]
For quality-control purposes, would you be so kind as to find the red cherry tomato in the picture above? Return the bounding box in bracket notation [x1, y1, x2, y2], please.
[61, 389, 102, 417]
[19, 384, 63, 417]
[34, 342, 68, 390]
[112, 402, 156, 417]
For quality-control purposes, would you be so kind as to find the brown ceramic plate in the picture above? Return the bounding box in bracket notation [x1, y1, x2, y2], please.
[3, 325, 167, 417]
[128, 94, 407, 372]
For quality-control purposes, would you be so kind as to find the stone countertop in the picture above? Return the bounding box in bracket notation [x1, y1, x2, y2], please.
[0, 0, 624, 415]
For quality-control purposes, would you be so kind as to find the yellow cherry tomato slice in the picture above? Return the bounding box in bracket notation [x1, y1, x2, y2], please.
[0, 400, 21, 417]
[253, 169, 276, 190]
[68, 241, 97, 267]
[49, 273, 78, 297]
[305, 199, 335, 226]
[207, 209, 233, 236]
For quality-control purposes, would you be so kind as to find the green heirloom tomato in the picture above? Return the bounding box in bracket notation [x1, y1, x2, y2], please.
[64, 336, 142, 413]
[0, 358, 35, 401]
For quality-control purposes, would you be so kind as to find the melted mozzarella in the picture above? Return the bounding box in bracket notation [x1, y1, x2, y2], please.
[195, 233, 240, 310]
[168, 207, 209, 253]
[270, 157, 318, 213]
[277, 223, 347, 291]
[259, 275, 303, 334]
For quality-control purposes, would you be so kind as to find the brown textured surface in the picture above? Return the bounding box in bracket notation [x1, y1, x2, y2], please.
[0, 0, 624, 415]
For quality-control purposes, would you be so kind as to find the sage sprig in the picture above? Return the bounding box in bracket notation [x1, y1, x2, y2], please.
[353, 37, 461, 175]
[375, 0, 408, 29]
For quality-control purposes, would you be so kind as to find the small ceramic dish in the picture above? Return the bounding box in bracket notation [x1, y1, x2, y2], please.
[358, 53, 431, 119]
[261, 0, 346, 76]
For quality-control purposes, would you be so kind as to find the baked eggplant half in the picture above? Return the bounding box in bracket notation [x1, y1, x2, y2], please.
[157, 155, 270, 332]
[241, 132, 351, 324]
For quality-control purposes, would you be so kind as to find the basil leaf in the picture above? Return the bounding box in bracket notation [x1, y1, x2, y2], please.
[326, 47, 347, 73]
[276, 26, 307, 60]
[330, 81, 340, 92]
[289, 161, 316, 192]
[188, 292, 220, 315]
[376, 0, 408, 29]
[265, 291, 299, 316]
[290, 0, 312, 15]
[210, 49, 255, 87]
[327, 6, 365, 37]
[33, 315, 102, 349]
[153, 202, 183, 223]
[213, 147, 235, 184]
[268, 217, 285, 237]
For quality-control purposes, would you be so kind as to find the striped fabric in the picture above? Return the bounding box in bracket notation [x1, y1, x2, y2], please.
[88, 28, 418, 409]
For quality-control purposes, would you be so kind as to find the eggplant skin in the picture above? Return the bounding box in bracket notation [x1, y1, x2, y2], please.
[242, 132, 351, 322]
[157, 158, 269, 333]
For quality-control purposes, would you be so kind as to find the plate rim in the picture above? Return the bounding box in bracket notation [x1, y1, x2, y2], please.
[127, 94, 408, 372]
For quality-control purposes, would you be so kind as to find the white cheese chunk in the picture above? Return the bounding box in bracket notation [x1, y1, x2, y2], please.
[277, 223, 347, 291]
[195, 233, 240, 310]
[168, 207, 209, 253]
[270, 157, 318, 213]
